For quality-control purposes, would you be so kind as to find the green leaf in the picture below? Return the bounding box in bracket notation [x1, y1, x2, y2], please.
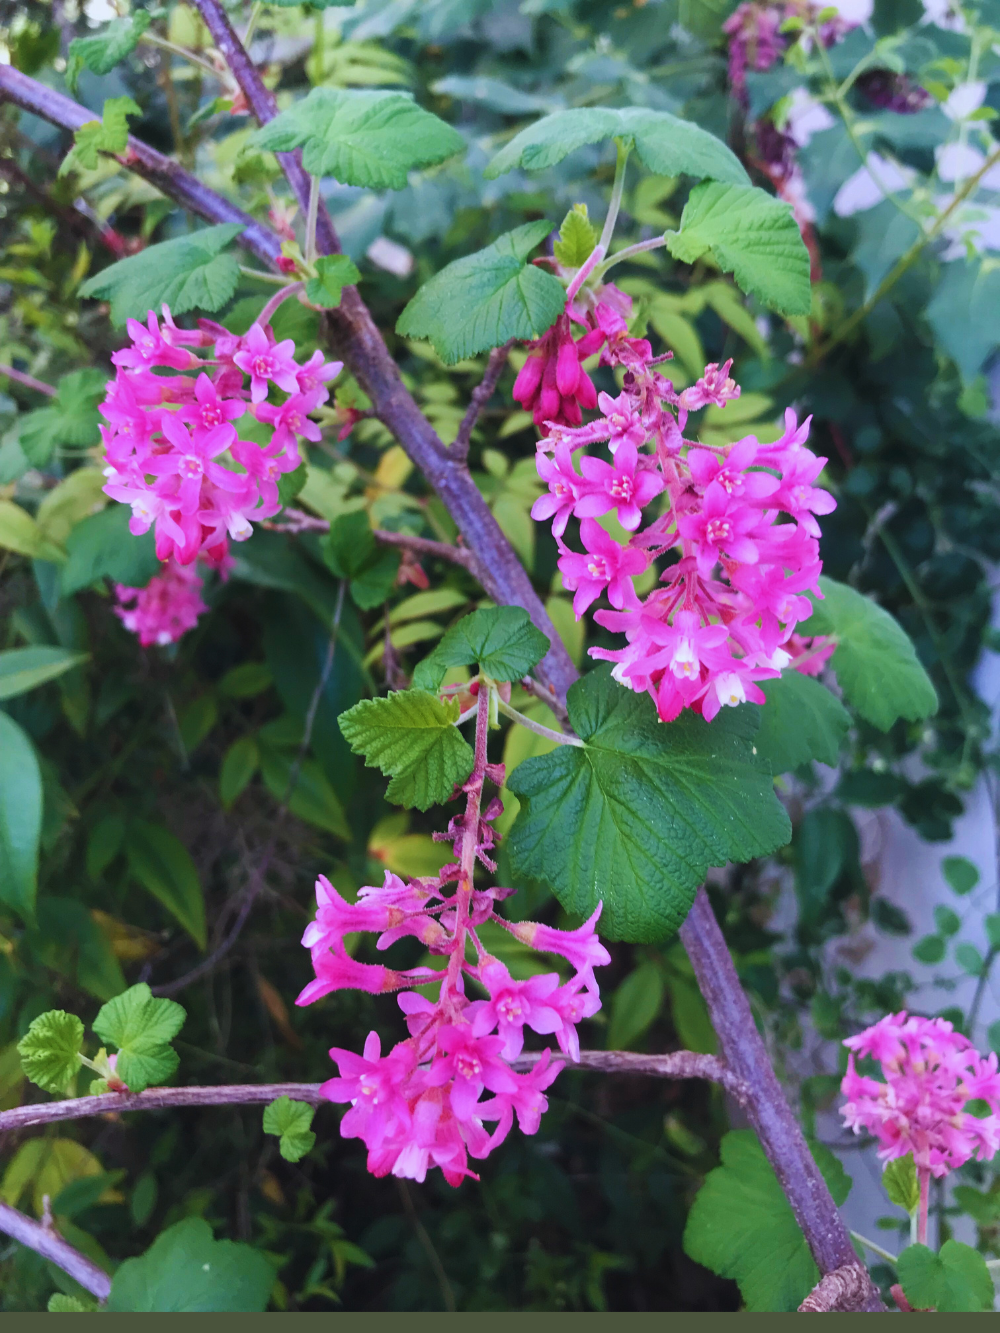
[250, 88, 465, 189]
[897, 1240, 993, 1312]
[606, 961, 664, 1049]
[683, 1129, 850, 1311]
[396, 221, 567, 364]
[338, 690, 474, 810]
[665, 182, 811, 316]
[258, 749, 350, 838]
[953, 1184, 1000, 1225]
[126, 821, 207, 950]
[17, 369, 107, 466]
[800, 576, 938, 731]
[913, 934, 946, 964]
[262, 1096, 316, 1163]
[506, 666, 791, 941]
[48, 1294, 98, 1312]
[754, 671, 851, 773]
[926, 258, 1000, 385]
[0, 646, 89, 701]
[883, 1153, 920, 1214]
[61, 504, 161, 597]
[943, 855, 979, 895]
[956, 942, 985, 976]
[934, 905, 960, 937]
[553, 205, 598, 267]
[421, 606, 550, 686]
[484, 106, 748, 185]
[220, 737, 259, 810]
[17, 1010, 84, 1095]
[87, 813, 125, 882]
[0, 501, 66, 563]
[30, 897, 126, 1002]
[79, 224, 244, 327]
[217, 663, 273, 698]
[986, 914, 1000, 949]
[321, 510, 400, 609]
[59, 96, 141, 176]
[794, 807, 858, 918]
[93, 983, 186, 1094]
[0, 711, 42, 920]
[67, 12, 151, 90]
[304, 254, 361, 309]
[106, 1217, 274, 1312]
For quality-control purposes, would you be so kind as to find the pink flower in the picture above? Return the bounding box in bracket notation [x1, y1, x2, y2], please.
[576, 439, 665, 531]
[295, 945, 423, 1005]
[424, 1025, 519, 1121]
[467, 960, 563, 1060]
[322, 1032, 415, 1151]
[558, 518, 649, 617]
[302, 875, 391, 953]
[113, 311, 195, 372]
[295, 349, 343, 399]
[507, 905, 611, 995]
[113, 558, 208, 647]
[772, 450, 838, 536]
[531, 442, 588, 539]
[678, 359, 741, 412]
[677, 486, 763, 574]
[232, 322, 301, 403]
[178, 372, 246, 432]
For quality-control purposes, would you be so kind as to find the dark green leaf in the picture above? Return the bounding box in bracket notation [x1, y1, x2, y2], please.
[896, 1240, 993, 1312]
[0, 711, 42, 920]
[126, 821, 207, 950]
[262, 1096, 316, 1162]
[934, 905, 960, 937]
[106, 1217, 274, 1312]
[986, 914, 1000, 950]
[606, 962, 664, 1049]
[303, 254, 361, 309]
[94, 983, 186, 1094]
[17, 1010, 84, 1095]
[912, 934, 946, 964]
[926, 258, 1000, 384]
[322, 510, 376, 580]
[87, 813, 125, 882]
[61, 504, 161, 597]
[953, 1185, 1000, 1225]
[276, 463, 308, 508]
[0, 646, 89, 701]
[427, 606, 549, 684]
[258, 748, 350, 838]
[955, 942, 984, 976]
[396, 222, 567, 364]
[755, 671, 850, 773]
[217, 663, 273, 698]
[219, 737, 259, 810]
[794, 807, 858, 917]
[506, 667, 791, 941]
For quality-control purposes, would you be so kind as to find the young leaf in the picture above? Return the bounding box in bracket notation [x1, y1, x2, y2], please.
[553, 205, 598, 267]
[250, 88, 465, 189]
[59, 96, 140, 176]
[883, 1152, 920, 1214]
[67, 12, 151, 90]
[754, 670, 851, 773]
[896, 1240, 993, 1312]
[800, 577, 939, 731]
[338, 690, 474, 810]
[419, 606, 550, 686]
[484, 106, 749, 186]
[0, 712, 43, 921]
[262, 1096, 316, 1163]
[683, 1129, 850, 1312]
[17, 1010, 84, 1095]
[61, 504, 161, 597]
[106, 1217, 274, 1312]
[665, 182, 811, 316]
[93, 983, 186, 1094]
[79, 224, 245, 326]
[304, 254, 361, 309]
[126, 821, 207, 950]
[0, 646, 89, 701]
[506, 666, 791, 941]
[49, 1295, 98, 1312]
[396, 221, 567, 364]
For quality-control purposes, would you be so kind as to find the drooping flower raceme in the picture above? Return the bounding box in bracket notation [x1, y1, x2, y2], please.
[840, 1012, 1000, 1177]
[528, 288, 835, 723]
[113, 545, 234, 648]
[99, 306, 341, 566]
[296, 724, 609, 1187]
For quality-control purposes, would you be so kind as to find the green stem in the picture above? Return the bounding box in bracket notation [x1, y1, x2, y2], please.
[140, 31, 220, 79]
[242, 0, 263, 50]
[238, 264, 290, 286]
[496, 698, 583, 747]
[592, 234, 669, 282]
[850, 1231, 898, 1266]
[598, 139, 631, 257]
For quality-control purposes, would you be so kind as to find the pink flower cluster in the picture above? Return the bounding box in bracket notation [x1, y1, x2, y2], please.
[512, 311, 606, 431]
[113, 545, 233, 648]
[99, 307, 341, 565]
[296, 795, 609, 1186]
[841, 1012, 1000, 1177]
[529, 288, 835, 724]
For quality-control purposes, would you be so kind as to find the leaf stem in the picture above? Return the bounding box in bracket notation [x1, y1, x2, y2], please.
[241, 0, 264, 50]
[257, 280, 304, 328]
[597, 139, 631, 258]
[0, 363, 56, 397]
[238, 264, 290, 286]
[850, 1230, 898, 1265]
[495, 698, 584, 747]
[140, 31, 220, 79]
[592, 234, 669, 282]
[305, 174, 320, 267]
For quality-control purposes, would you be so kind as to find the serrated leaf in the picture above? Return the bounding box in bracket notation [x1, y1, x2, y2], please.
[338, 690, 474, 810]
[665, 182, 811, 316]
[126, 821, 206, 949]
[79, 224, 244, 327]
[484, 106, 748, 185]
[506, 666, 791, 942]
[800, 577, 938, 731]
[683, 1129, 850, 1311]
[883, 1153, 920, 1214]
[250, 87, 465, 189]
[0, 711, 43, 921]
[17, 1010, 84, 1094]
[67, 12, 151, 90]
[0, 646, 89, 701]
[59, 96, 140, 176]
[396, 221, 567, 364]
[106, 1217, 274, 1312]
[93, 983, 185, 1094]
[897, 1240, 993, 1312]
[49, 1294, 98, 1312]
[304, 254, 361, 309]
[18, 369, 107, 467]
[553, 205, 597, 267]
[755, 671, 851, 773]
[262, 1096, 316, 1162]
[421, 606, 550, 686]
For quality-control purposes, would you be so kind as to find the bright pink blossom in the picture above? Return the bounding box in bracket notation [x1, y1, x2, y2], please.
[559, 518, 649, 616]
[113, 557, 208, 647]
[232, 321, 301, 403]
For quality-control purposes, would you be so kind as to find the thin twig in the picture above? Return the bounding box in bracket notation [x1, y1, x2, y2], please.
[396, 1181, 456, 1313]
[0, 1201, 111, 1301]
[0, 364, 56, 397]
[373, 529, 478, 573]
[450, 343, 513, 464]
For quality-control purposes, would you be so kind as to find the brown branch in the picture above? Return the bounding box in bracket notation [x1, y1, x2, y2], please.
[513, 1048, 750, 1105]
[373, 529, 479, 574]
[0, 364, 57, 397]
[799, 1263, 878, 1313]
[0, 1200, 111, 1301]
[450, 342, 513, 464]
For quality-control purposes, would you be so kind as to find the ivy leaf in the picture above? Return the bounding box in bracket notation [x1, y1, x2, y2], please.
[338, 690, 474, 810]
[683, 1129, 851, 1312]
[17, 1010, 84, 1095]
[396, 221, 566, 364]
[303, 254, 361, 309]
[79, 224, 244, 327]
[93, 983, 186, 1094]
[0, 646, 89, 701]
[755, 671, 851, 773]
[262, 1096, 316, 1162]
[665, 183, 811, 316]
[553, 205, 598, 267]
[506, 666, 791, 942]
[106, 1217, 274, 1312]
[126, 820, 207, 950]
[59, 96, 141, 176]
[883, 1153, 920, 1214]
[414, 606, 550, 689]
[250, 88, 465, 189]
[0, 712, 43, 921]
[896, 1241, 994, 1312]
[61, 504, 160, 597]
[800, 576, 938, 731]
[67, 12, 151, 91]
[484, 106, 748, 185]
